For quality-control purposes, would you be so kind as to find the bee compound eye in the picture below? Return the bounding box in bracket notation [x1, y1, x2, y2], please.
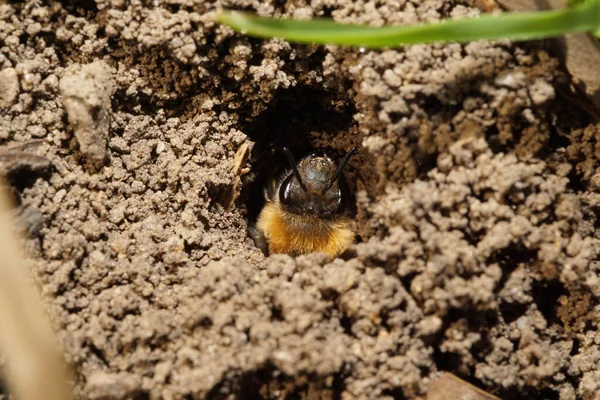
[278, 175, 293, 206]
[319, 186, 343, 216]
[333, 186, 344, 212]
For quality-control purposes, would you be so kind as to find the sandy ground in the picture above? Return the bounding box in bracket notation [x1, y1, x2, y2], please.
[1, 0, 600, 399]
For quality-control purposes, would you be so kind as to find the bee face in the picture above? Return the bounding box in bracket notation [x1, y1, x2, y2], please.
[252, 147, 357, 259]
[278, 154, 344, 216]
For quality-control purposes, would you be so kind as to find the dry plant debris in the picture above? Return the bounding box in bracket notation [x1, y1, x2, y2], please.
[0, 181, 72, 400]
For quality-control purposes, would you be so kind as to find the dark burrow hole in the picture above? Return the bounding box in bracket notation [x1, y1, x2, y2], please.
[238, 86, 377, 254]
[486, 124, 506, 154]
[381, 388, 409, 400]
[498, 386, 560, 400]
[205, 365, 276, 400]
[57, 0, 99, 17]
[499, 302, 529, 324]
[566, 165, 587, 194]
[489, 245, 538, 324]
[570, 337, 580, 356]
[432, 308, 498, 374]
[6, 169, 52, 194]
[206, 364, 347, 400]
[270, 305, 284, 321]
[432, 347, 463, 374]
[531, 280, 567, 326]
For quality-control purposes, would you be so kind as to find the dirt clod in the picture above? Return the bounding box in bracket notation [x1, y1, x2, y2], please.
[59, 61, 115, 169]
[0, 68, 19, 109]
[85, 371, 142, 400]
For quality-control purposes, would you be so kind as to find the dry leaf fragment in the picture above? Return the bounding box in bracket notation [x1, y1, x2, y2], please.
[220, 141, 253, 210]
[427, 373, 501, 400]
[0, 140, 51, 178]
[232, 141, 252, 176]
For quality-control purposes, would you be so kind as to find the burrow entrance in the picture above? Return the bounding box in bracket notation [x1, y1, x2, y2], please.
[238, 85, 377, 248]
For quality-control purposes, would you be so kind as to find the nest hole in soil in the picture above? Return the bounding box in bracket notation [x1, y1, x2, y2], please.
[206, 365, 347, 400]
[239, 85, 376, 249]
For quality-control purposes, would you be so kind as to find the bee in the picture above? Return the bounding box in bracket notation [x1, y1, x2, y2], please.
[253, 147, 356, 259]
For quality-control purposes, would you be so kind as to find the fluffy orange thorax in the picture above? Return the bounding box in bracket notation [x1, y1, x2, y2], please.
[256, 202, 354, 259]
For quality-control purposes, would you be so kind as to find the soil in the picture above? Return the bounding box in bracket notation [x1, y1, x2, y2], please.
[1, 0, 600, 399]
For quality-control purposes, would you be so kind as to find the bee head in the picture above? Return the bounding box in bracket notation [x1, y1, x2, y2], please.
[278, 147, 356, 216]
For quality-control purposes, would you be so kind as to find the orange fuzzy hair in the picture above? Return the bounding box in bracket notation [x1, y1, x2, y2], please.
[256, 202, 354, 259]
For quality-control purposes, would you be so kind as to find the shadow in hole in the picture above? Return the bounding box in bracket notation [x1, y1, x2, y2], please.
[56, 0, 99, 16]
[240, 85, 357, 226]
[531, 280, 566, 326]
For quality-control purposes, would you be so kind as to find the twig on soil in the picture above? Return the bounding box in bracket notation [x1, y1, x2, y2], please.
[0, 141, 52, 177]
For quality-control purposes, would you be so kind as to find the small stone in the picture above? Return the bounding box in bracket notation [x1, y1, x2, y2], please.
[27, 125, 47, 138]
[417, 315, 443, 336]
[529, 79, 555, 105]
[0, 68, 20, 109]
[41, 74, 59, 93]
[86, 371, 141, 400]
[109, 204, 126, 224]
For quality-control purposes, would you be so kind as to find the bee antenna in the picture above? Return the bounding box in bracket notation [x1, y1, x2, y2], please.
[322, 147, 357, 194]
[283, 147, 308, 192]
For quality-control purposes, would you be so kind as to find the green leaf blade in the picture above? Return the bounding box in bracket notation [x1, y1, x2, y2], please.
[216, 0, 600, 48]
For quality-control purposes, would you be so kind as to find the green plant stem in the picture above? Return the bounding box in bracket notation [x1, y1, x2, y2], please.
[216, 0, 600, 48]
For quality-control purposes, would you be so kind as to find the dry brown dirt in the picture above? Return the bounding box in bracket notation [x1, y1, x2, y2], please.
[1, 0, 600, 399]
